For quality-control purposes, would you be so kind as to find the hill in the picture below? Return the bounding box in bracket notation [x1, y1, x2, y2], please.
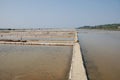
[77, 24, 120, 30]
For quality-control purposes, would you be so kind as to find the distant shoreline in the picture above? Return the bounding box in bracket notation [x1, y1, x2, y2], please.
[77, 28, 120, 31]
[77, 23, 120, 31]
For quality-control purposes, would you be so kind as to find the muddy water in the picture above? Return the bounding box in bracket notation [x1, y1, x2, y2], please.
[0, 44, 73, 80]
[78, 30, 120, 80]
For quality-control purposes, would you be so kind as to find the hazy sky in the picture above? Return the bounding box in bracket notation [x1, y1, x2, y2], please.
[0, 0, 120, 28]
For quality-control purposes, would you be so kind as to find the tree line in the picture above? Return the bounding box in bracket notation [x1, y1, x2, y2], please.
[77, 23, 120, 30]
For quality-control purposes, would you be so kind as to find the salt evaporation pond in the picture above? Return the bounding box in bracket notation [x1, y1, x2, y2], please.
[0, 44, 73, 80]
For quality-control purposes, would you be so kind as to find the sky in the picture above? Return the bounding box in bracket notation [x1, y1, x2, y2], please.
[0, 0, 120, 28]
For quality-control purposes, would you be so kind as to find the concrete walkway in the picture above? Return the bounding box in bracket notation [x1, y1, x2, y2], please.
[69, 43, 87, 80]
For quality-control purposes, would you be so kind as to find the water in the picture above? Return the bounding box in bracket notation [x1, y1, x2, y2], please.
[78, 30, 120, 80]
[0, 44, 73, 80]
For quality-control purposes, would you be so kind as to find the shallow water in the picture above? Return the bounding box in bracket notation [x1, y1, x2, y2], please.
[0, 44, 73, 80]
[78, 30, 120, 80]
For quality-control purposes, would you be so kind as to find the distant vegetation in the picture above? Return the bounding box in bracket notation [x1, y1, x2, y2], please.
[0, 28, 15, 30]
[77, 23, 120, 30]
